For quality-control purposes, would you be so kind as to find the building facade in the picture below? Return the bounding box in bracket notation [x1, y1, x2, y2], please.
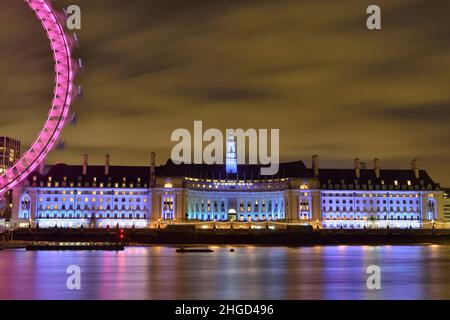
[0, 137, 21, 219]
[10, 153, 444, 229]
[443, 189, 450, 222]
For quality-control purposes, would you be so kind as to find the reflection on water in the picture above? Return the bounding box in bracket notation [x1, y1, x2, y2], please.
[0, 245, 449, 300]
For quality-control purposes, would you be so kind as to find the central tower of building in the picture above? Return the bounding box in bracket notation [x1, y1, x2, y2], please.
[226, 132, 237, 174]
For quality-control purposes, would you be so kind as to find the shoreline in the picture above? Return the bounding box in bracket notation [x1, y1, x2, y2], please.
[3, 228, 450, 247]
[1, 241, 448, 251]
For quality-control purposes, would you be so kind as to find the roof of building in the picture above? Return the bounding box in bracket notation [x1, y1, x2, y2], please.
[32, 163, 151, 185]
[318, 168, 436, 185]
[26, 159, 440, 190]
[158, 159, 312, 179]
[317, 168, 439, 190]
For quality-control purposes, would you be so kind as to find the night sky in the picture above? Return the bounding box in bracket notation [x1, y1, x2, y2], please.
[1, 0, 449, 184]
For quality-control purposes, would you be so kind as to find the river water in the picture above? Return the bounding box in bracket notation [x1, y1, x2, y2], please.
[0, 245, 449, 300]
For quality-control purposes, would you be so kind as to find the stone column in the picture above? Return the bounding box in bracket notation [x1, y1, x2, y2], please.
[11, 187, 22, 222]
[282, 193, 289, 221]
[150, 190, 161, 222]
[287, 190, 298, 222]
[29, 189, 39, 222]
[435, 191, 444, 222]
[420, 192, 428, 221]
[310, 190, 321, 222]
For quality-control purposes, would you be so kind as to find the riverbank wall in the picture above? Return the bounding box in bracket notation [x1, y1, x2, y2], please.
[7, 228, 450, 246]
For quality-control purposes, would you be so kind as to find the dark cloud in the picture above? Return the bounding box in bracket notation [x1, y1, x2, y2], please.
[179, 86, 278, 103]
[1, 0, 450, 185]
[361, 102, 450, 123]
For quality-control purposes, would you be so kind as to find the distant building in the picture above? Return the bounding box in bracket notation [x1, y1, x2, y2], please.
[0, 137, 20, 174]
[10, 151, 444, 229]
[0, 137, 21, 219]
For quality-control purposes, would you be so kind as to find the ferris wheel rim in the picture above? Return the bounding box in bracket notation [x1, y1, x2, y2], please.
[0, 0, 76, 195]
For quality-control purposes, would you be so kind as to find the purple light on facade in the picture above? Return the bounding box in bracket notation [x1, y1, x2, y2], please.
[0, 0, 77, 195]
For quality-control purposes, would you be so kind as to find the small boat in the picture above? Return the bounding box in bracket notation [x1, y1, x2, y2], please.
[176, 247, 213, 253]
[26, 242, 125, 251]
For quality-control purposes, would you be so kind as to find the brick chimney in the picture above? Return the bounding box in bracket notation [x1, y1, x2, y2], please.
[374, 158, 380, 179]
[39, 160, 46, 175]
[312, 155, 319, 177]
[354, 158, 361, 179]
[82, 154, 88, 175]
[412, 158, 419, 179]
[105, 154, 110, 176]
[150, 152, 156, 187]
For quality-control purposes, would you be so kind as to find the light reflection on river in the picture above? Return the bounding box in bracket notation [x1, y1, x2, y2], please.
[0, 245, 449, 300]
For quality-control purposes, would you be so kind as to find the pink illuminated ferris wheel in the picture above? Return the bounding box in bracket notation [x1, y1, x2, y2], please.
[0, 0, 79, 195]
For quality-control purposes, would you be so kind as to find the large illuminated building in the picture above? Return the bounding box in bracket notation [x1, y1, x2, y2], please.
[0, 137, 21, 218]
[10, 147, 444, 229]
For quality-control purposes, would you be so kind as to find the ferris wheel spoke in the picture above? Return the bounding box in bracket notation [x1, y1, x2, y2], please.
[0, 0, 78, 195]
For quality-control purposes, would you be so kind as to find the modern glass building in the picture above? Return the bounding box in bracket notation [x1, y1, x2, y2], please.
[0, 137, 21, 174]
[0, 137, 21, 218]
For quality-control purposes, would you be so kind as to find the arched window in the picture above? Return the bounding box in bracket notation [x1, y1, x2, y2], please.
[427, 199, 436, 220]
[162, 194, 175, 219]
[19, 194, 32, 219]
